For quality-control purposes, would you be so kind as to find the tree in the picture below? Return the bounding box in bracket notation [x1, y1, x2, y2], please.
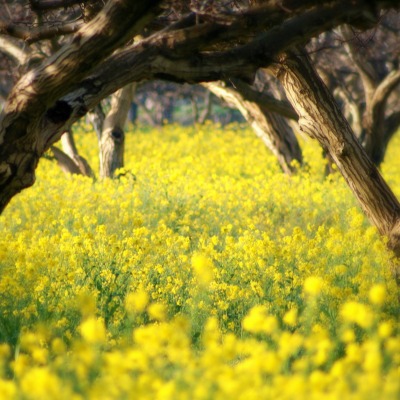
[98, 84, 135, 178]
[204, 78, 302, 175]
[1, 0, 400, 273]
[307, 20, 400, 166]
[273, 48, 400, 280]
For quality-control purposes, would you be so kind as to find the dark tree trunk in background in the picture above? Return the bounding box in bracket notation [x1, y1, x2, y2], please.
[205, 81, 302, 175]
[340, 26, 400, 166]
[99, 84, 135, 178]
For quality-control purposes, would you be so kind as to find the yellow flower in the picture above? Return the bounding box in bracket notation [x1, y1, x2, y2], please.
[283, 308, 298, 327]
[20, 367, 61, 400]
[125, 290, 149, 313]
[51, 338, 66, 355]
[378, 321, 393, 339]
[0, 379, 16, 400]
[303, 276, 324, 296]
[369, 283, 387, 306]
[148, 302, 167, 321]
[242, 305, 278, 334]
[79, 317, 106, 344]
[191, 253, 214, 286]
[341, 328, 356, 343]
[340, 301, 374, 329]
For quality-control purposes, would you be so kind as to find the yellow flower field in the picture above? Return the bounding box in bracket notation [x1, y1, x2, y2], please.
[0, 123, 399, 399]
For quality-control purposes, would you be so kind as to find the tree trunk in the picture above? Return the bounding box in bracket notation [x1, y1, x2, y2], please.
[51, 130, 94, 176]
[99, 84, 135, 179]
[274, 50, 400, 274]
[87, 104, 106, 141]
[61, 130, 94, 176]
[51, 145, 83, 176]
[340, 26, 400, 166]
[198, 91, 212, 124]
[191, 94, 199, 124]
[204, 81, 302, 175]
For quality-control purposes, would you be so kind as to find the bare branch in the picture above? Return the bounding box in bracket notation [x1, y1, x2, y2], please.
[0, 15, 83, 44]
[0, 34, 31, 64]
[228, 79, 298, 120]
[372, 69, 400, 109]
[30, 0, 87, 11]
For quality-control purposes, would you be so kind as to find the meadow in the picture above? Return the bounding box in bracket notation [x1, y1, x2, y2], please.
[0, 123, 399, 399]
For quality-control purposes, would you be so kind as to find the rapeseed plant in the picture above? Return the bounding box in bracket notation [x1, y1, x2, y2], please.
[0, 123, 398, 399]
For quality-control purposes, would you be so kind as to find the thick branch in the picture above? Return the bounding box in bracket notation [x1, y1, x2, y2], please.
[0, 0, 162, 213]
[228, 79, 298, 120]
[0, 18, 82, 44]
[3, 0, 162, 123]
[339, 25, 379, 98]
[69, 1, 380, 109]
[0, 35, 30, 64]
[371, 69, 400, 111]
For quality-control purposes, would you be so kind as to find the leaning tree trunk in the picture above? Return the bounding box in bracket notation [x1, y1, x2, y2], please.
[51, 130, 94, 177]
[204, 81, 302, 175]
[99, 84, 135, 179]
[274, 50, 400, 278]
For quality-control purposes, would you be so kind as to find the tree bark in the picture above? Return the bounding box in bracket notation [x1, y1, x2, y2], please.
[99, 84, 135, 179]
[62, 130, 93, 176]
[204, 81, 302, 175]
[274, 50, 400, 269]
[87, 104, 105, 141]
[51, 145, 83, 176]
[0, 0, 161, 213]
[340, 26, 400, 166]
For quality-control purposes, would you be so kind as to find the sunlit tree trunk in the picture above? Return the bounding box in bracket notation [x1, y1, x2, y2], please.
[275, 50, 400, 279]
[99, 84, 135, 178]
[51, 130, 93, 176]
[204, 81, 302, 175]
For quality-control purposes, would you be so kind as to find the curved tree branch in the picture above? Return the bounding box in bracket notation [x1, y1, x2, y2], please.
[371, 69, 400, 110]
[0, 34, 31, 64]
[0, 19, 82, 44]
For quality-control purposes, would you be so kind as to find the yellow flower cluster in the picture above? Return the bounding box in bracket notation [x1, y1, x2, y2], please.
[0, 122, 398, 399]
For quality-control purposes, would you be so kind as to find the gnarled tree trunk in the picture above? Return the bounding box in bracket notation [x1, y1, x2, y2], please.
[274, 50, 400, 278]
[99, 84, 135, 178]
[204, 81, 302, 175]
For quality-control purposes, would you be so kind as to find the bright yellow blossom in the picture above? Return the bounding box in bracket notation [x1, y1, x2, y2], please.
[125, 290, 149, 313]
[340, 301, 374, 329]
[283, 308, 298, 327]
[191, 253, 214, 286]
[303, 276, 324, 296]
[79, 317, 106, 344]
[242, 305, 278, 334]
[369, 283, 387, 306]
[147, 302, 167, 321]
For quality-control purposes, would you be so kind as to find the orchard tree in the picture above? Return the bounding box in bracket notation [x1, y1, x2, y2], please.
[1, 0, 400, 278]
[308, 19, 400, 166]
